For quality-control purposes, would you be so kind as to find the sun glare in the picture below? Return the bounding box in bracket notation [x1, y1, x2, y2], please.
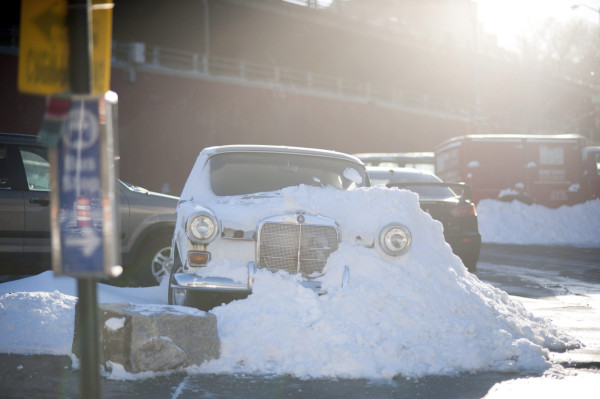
[477, 0, 600, 50]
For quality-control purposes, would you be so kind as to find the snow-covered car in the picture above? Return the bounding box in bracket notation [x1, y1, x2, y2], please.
[168, 145, 418, 310]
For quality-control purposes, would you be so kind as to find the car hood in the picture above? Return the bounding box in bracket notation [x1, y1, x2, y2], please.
[120, 181, 179, 207]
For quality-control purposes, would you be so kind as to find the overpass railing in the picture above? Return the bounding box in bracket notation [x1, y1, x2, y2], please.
[112, 41, 474, 121]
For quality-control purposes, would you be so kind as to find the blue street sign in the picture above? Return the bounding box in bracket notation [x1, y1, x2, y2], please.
[57, 98, 105, 275]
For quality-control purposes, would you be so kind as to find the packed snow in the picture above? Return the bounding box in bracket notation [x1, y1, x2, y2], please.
[478, 198, 600, 247]
[1, 191, 597, 382]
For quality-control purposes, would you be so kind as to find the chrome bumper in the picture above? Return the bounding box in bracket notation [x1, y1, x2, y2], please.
[171, 263, 350, 296]
[171, 262, 255, 293]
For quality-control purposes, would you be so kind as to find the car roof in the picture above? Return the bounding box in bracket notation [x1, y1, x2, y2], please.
[0, 133, 39, 145]
[367, 166, 442, 182]
[354, 152, 434, 161]
[202, 144, 365, 165]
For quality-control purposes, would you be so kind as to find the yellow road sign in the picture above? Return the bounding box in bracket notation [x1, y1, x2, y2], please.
[18, 0, 113, 96]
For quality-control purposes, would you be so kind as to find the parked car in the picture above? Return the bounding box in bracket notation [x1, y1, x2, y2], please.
[367, 166, 481, 272]
[354, 152, 435, 173]
[167, 145, 424, 310]
[0, 133, 178, 285]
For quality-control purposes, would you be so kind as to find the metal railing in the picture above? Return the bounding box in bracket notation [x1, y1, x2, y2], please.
[112, 41, 474, 120]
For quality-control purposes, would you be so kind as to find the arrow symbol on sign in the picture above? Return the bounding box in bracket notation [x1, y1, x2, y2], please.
[33, 2, 67, 45]
[64, 227, 101, 257]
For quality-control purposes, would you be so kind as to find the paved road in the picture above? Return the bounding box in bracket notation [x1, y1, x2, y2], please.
[478, 244, 600, 369]
[1, 244, 599, 398]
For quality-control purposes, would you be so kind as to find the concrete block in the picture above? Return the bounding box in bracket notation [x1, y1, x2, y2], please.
[73, 303, 220, 373]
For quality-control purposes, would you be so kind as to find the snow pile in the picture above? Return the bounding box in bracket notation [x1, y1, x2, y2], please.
[205, 245, 573, 379]
[0, 186, 583, 380]
[477, 199, 600, 247]
[0, 290, 76, 355]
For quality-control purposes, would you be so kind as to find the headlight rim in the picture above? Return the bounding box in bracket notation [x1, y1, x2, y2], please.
[185, 211, 220, 244]
[379, 223, 412, 256]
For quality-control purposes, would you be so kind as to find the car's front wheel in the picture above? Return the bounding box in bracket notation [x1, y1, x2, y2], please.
[130, 232, 173, 286]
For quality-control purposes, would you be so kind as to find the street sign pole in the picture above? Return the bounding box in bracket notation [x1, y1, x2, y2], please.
[68, 1, 100, 398]
[19, 1, 114, 396]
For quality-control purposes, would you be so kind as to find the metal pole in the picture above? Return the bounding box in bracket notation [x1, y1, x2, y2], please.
[68, 1, 101, 398]
[204, 0, 210, 74]
[76, 279, 101, 399]
[68, 0, 93, 94]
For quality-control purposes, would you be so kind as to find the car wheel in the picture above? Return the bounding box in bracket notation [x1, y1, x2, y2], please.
[131, 233, 173, 286]
[150, 245, 172, 284]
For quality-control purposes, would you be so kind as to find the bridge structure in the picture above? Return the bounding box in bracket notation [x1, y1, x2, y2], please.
[0, 0, 598, 194]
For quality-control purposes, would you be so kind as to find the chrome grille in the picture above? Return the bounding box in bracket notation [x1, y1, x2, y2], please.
[258, 221, 338, 277]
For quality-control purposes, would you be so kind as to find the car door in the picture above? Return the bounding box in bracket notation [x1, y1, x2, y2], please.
[0, 143, 25, 256]
[19, 145, 52, 257]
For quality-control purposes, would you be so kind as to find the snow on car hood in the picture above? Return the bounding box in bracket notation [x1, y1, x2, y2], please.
[177, 184, 433, 248]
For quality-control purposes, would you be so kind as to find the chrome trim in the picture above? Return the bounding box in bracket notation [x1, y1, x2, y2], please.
[342, 265, 350, 288]
[379, 223, 412, 256]
[185, 211, 220, 244]
[172, 261, 255, 293]
[221, 227, 255, 240]
[256, 214, 339, 277]
[256, 214, 339, 231]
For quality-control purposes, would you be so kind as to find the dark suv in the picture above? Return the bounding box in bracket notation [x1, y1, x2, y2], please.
[0, 133, 178, 285]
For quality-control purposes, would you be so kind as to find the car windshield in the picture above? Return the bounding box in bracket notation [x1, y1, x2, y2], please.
[208, 152, 368, 196]
[369, 169, 455, 200]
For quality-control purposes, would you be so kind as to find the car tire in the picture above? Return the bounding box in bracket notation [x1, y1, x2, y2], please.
[131, 232, 173, 286]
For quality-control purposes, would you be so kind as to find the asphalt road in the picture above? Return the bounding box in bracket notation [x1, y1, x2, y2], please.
[1, 243, 599, 399]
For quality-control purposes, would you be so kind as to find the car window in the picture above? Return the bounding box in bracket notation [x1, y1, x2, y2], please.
[208, 152, 367, 196]
[20, 146, 50, 192]
[369, 169, 455, 199]
[399, 185, 455, 199]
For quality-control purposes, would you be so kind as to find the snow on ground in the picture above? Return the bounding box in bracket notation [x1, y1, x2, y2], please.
[478, 198, 600, 247]
[0, 193, 597, 382]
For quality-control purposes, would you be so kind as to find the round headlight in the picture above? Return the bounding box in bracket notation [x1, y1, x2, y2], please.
[379, 224, 412, 256]
[186, 212, 219, 244]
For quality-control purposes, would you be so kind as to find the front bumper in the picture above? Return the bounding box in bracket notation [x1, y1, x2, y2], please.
[171, 262, 256, 294]
[171, 262, 350, 299]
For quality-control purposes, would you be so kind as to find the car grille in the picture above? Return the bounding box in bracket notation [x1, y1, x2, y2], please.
[257, 221, 338, 277]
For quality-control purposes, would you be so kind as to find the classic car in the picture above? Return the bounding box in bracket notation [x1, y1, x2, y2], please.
[168, 145, 419, 310]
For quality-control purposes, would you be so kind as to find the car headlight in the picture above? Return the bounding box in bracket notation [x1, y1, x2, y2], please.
[186, 212, 219, 244]
[379, 224, 412, 256]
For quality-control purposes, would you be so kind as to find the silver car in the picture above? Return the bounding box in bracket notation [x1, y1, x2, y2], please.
[0, 133, 178, 285]
[168, 145, 415, 310]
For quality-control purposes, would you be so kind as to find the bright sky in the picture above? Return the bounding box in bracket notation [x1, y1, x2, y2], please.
[477, 0, 600, 50]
